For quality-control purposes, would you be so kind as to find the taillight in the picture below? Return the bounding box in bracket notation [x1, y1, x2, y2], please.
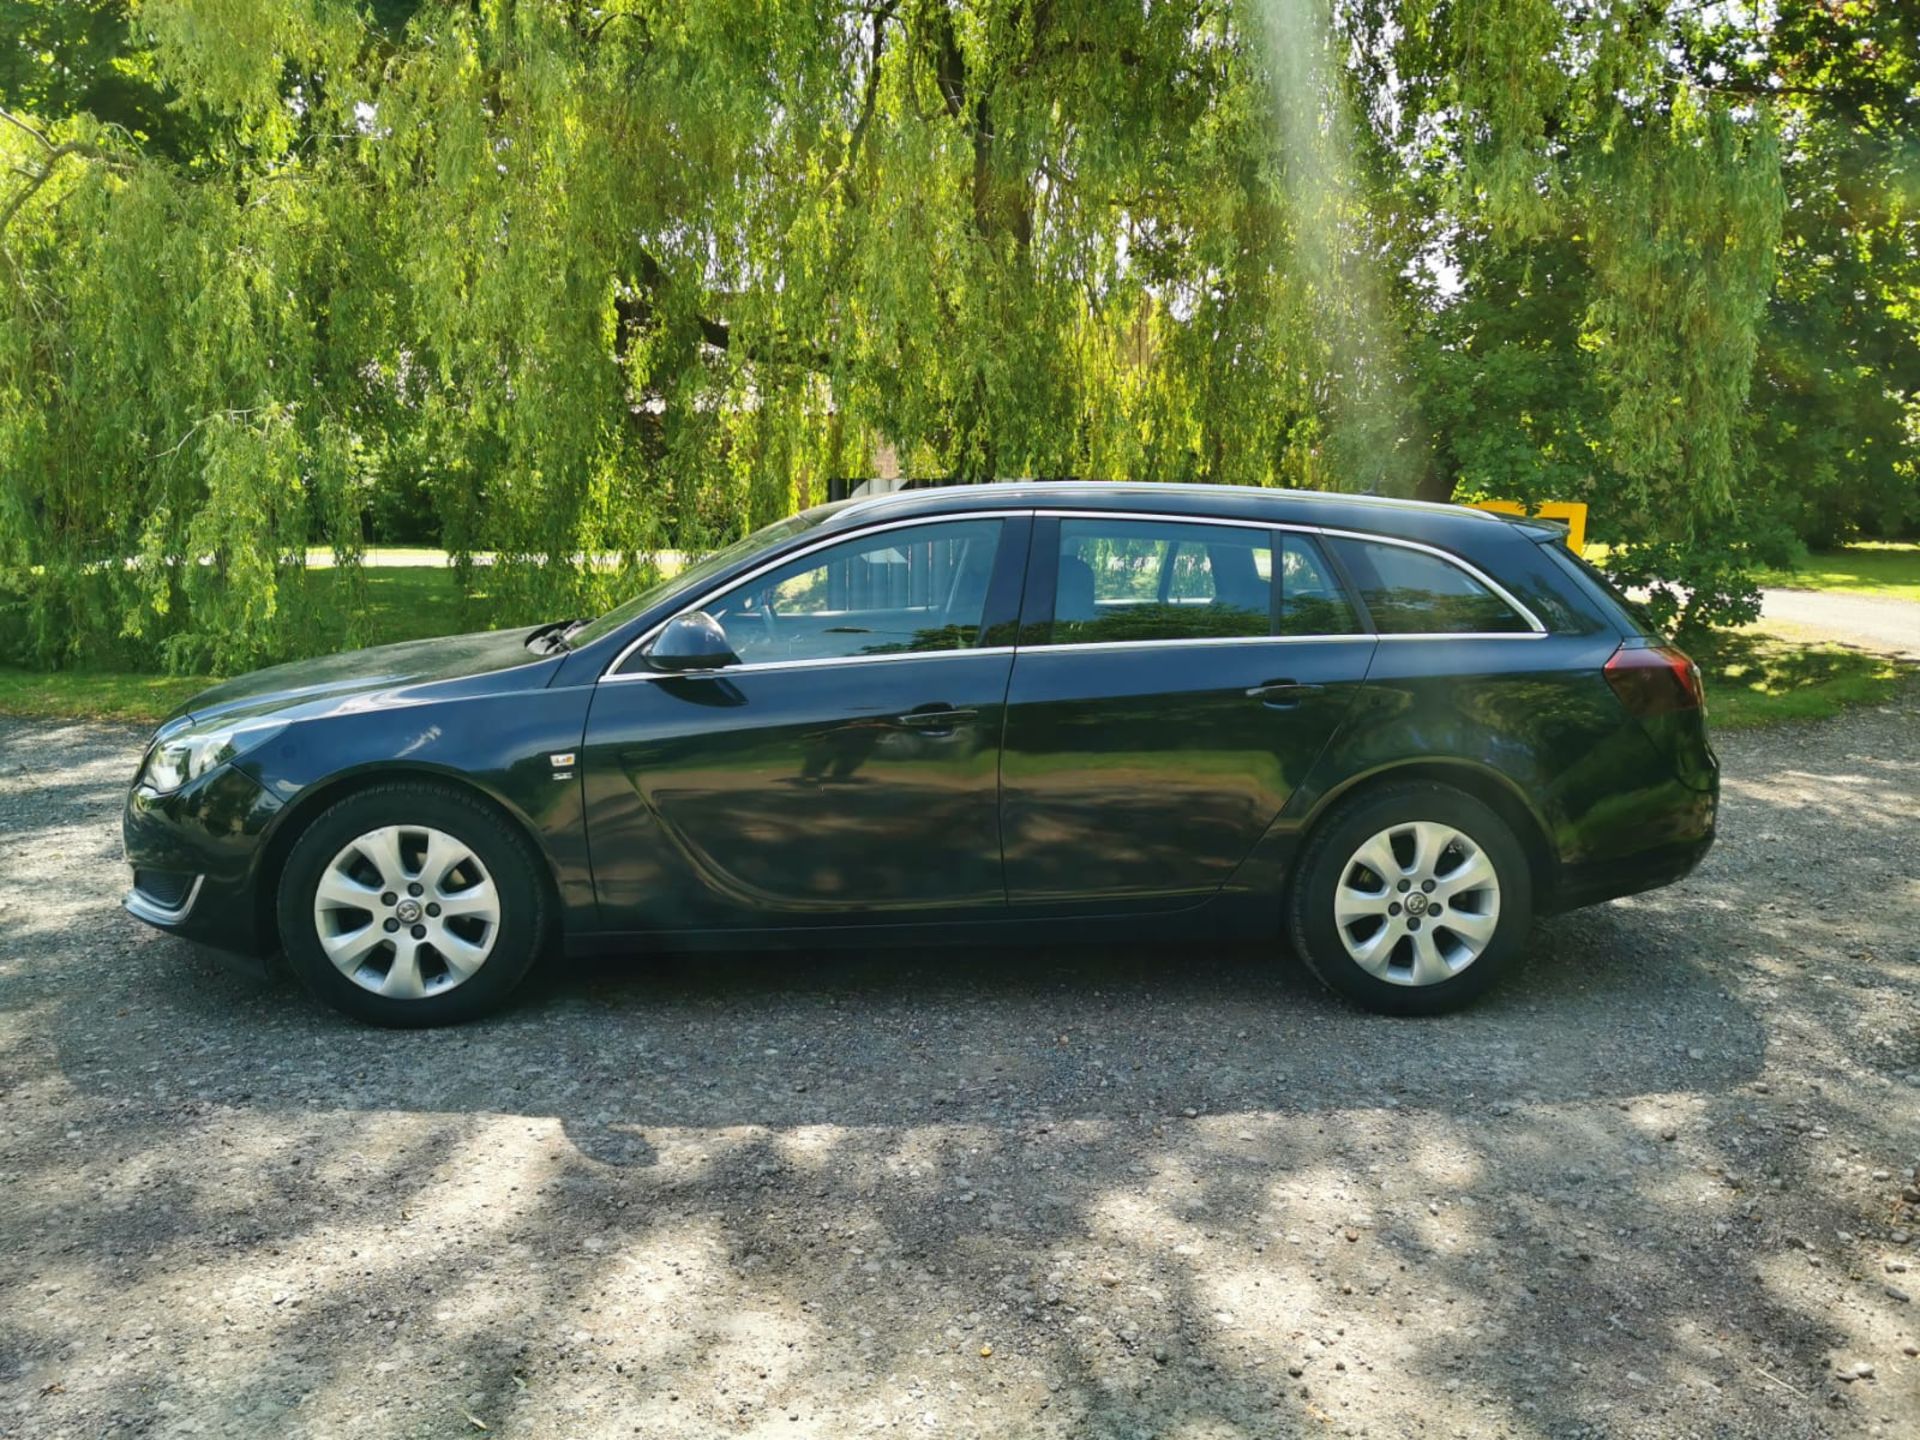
[1605, 643, 1704, 716]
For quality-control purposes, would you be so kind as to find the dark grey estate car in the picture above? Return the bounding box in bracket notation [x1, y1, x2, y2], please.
[124, 483, 1717, 1025]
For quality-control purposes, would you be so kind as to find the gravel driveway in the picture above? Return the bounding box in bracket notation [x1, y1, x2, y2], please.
[2, 695, 1917, 1440]
[1761, 590, 1920, 661]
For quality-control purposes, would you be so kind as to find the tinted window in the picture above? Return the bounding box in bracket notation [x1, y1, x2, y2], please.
[1049, 519, 1273, 644]
[1277, 534, 1362, 636]
[1552, 544, 1656, 636]
[1326, 537, 1531, 635]
[704, 519, 1004, 664]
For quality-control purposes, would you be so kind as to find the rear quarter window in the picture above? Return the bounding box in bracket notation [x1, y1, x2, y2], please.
[1325, 537, 1534, 635]
[1547, 544, 1659, 637]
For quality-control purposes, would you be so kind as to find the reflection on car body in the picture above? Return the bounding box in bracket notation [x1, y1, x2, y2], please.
[121, 482, 1717, 1025]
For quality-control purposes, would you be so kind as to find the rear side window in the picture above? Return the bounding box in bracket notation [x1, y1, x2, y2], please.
[1325, 537, 1533, 635]
[1277, 534, 1362, 636]
[1049, 518, 1272, 644]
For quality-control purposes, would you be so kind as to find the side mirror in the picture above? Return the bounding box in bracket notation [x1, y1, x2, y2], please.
[646, 611, 740, 674]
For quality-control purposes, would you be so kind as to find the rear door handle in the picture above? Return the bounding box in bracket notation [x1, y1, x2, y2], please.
[1246, 680, 1324, 708]
[892, 706, 978, 730]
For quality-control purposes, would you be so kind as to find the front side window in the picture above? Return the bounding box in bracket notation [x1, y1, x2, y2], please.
[702, 518, 1005, 665]
[1048, 518, 1274, 645]
[1324, 537, 1532, 635]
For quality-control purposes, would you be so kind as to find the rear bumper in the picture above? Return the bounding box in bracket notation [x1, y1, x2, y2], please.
[1546, 831, 1715, 912]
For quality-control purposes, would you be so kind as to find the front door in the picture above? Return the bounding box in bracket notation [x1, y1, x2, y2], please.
[582, 515, 1028, 930]
[1000, 514, 1377, 905]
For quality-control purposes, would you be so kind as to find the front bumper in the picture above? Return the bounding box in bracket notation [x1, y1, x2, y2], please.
[124, 870, 206, 926]
[121, 764, 284, 956]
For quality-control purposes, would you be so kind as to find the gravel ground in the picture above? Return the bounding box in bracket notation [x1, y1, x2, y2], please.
[2, 693, 1918, 1440]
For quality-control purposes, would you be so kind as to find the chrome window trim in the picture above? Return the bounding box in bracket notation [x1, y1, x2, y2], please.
[601, 645, 1016, 684]
[1305, 524, 1547, 635]
[1031, 635, 1378, 658]
[1037, 507, 1277, 531]
[601, 511, 1021, 681]
[597, 503, 1546, 682]
[1373, 632, 1548, 642]
[1034, 510, 1544, 635]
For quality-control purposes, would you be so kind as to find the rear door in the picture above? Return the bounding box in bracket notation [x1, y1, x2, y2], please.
[999, 514, 1377, 905]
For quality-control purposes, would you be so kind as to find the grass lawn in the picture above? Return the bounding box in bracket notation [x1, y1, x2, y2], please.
[0, 566, 514, 727]
[1693, 623, 1909, 730]
[1753, 541, 1920, 603]
[288, 562, 502, 649]
[0, 669, 213, 725]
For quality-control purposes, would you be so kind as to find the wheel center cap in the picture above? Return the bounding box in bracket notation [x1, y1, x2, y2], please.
[1404, 892, 1430, 916]
[394, 898, 423, 924]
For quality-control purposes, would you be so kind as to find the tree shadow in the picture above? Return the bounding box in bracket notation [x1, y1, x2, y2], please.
[3, 702, 1918, 1436]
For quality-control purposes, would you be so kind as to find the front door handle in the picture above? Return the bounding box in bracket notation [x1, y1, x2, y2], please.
[1246, 680, 1325, 708]
[892, 706, 978, 731]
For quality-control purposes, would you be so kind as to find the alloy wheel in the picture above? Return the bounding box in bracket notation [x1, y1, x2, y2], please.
[1332, 820, 1501, 987]
[311, 824, 501, 999]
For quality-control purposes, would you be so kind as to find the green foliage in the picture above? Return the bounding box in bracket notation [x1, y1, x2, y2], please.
[0, 0, 1914, 671]
[0, 557, 498, 721]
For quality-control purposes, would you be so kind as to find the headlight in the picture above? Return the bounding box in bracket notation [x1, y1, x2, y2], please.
[138, 722, 287, 795]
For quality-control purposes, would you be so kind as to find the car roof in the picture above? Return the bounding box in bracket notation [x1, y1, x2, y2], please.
[813, 480, 1537, 548]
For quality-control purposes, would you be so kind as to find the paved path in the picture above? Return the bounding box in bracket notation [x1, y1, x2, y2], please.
[1763, 588, 1920, 659]
[3, 698, 1919, 1438]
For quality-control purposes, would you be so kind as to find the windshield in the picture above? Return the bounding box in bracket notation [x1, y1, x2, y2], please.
[566, 512, 824, 648]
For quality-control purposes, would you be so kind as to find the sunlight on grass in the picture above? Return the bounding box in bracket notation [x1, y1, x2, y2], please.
[1695, 627, 1909, 730]
[0, 566, 500, 727]
[0, 670, 210, 725]
[1752, 541, 1920, 603]
[293, 565, 503, 651]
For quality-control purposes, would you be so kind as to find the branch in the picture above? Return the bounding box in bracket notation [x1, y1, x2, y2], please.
[148, 408, 263, 462]
[0, 140, 121, 240]
[629, 246, 832, 371]
[1696, 78, 1845, 101]
[930, 8, 968, 120]
[0, 108, 130, 240]
[839, 2, 898, 208]
[0, 108, 56, 151]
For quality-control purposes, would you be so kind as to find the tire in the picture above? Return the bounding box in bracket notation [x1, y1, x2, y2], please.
[1287, 782, 1532, 1016]
[277, 781, 550, 1026]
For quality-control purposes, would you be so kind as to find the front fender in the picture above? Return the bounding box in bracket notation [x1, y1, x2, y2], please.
[237, 684, 597, 932]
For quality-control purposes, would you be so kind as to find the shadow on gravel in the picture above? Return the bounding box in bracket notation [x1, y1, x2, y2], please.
[5, 706, 1917, 1438]
[66, 916, 1768, 1132]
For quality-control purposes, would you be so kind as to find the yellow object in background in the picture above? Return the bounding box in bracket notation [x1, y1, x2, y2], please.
[1468, 499, 1588, 554]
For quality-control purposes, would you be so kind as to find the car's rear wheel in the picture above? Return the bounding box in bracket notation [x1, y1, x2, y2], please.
[277, 782, 548, 1026]
[1288, 782, 1532, 1015]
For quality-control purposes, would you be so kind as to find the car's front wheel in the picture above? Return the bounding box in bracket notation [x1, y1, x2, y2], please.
[277, 782, 548, 1026]
[1288, 782, 1532, 1015]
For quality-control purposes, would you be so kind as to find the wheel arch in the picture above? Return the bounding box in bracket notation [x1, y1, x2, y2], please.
[252, 763, 564, 951]
[1297, 759, 1560, 906]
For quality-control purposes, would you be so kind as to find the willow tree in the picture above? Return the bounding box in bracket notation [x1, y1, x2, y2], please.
[0, 0, 1846, 667]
